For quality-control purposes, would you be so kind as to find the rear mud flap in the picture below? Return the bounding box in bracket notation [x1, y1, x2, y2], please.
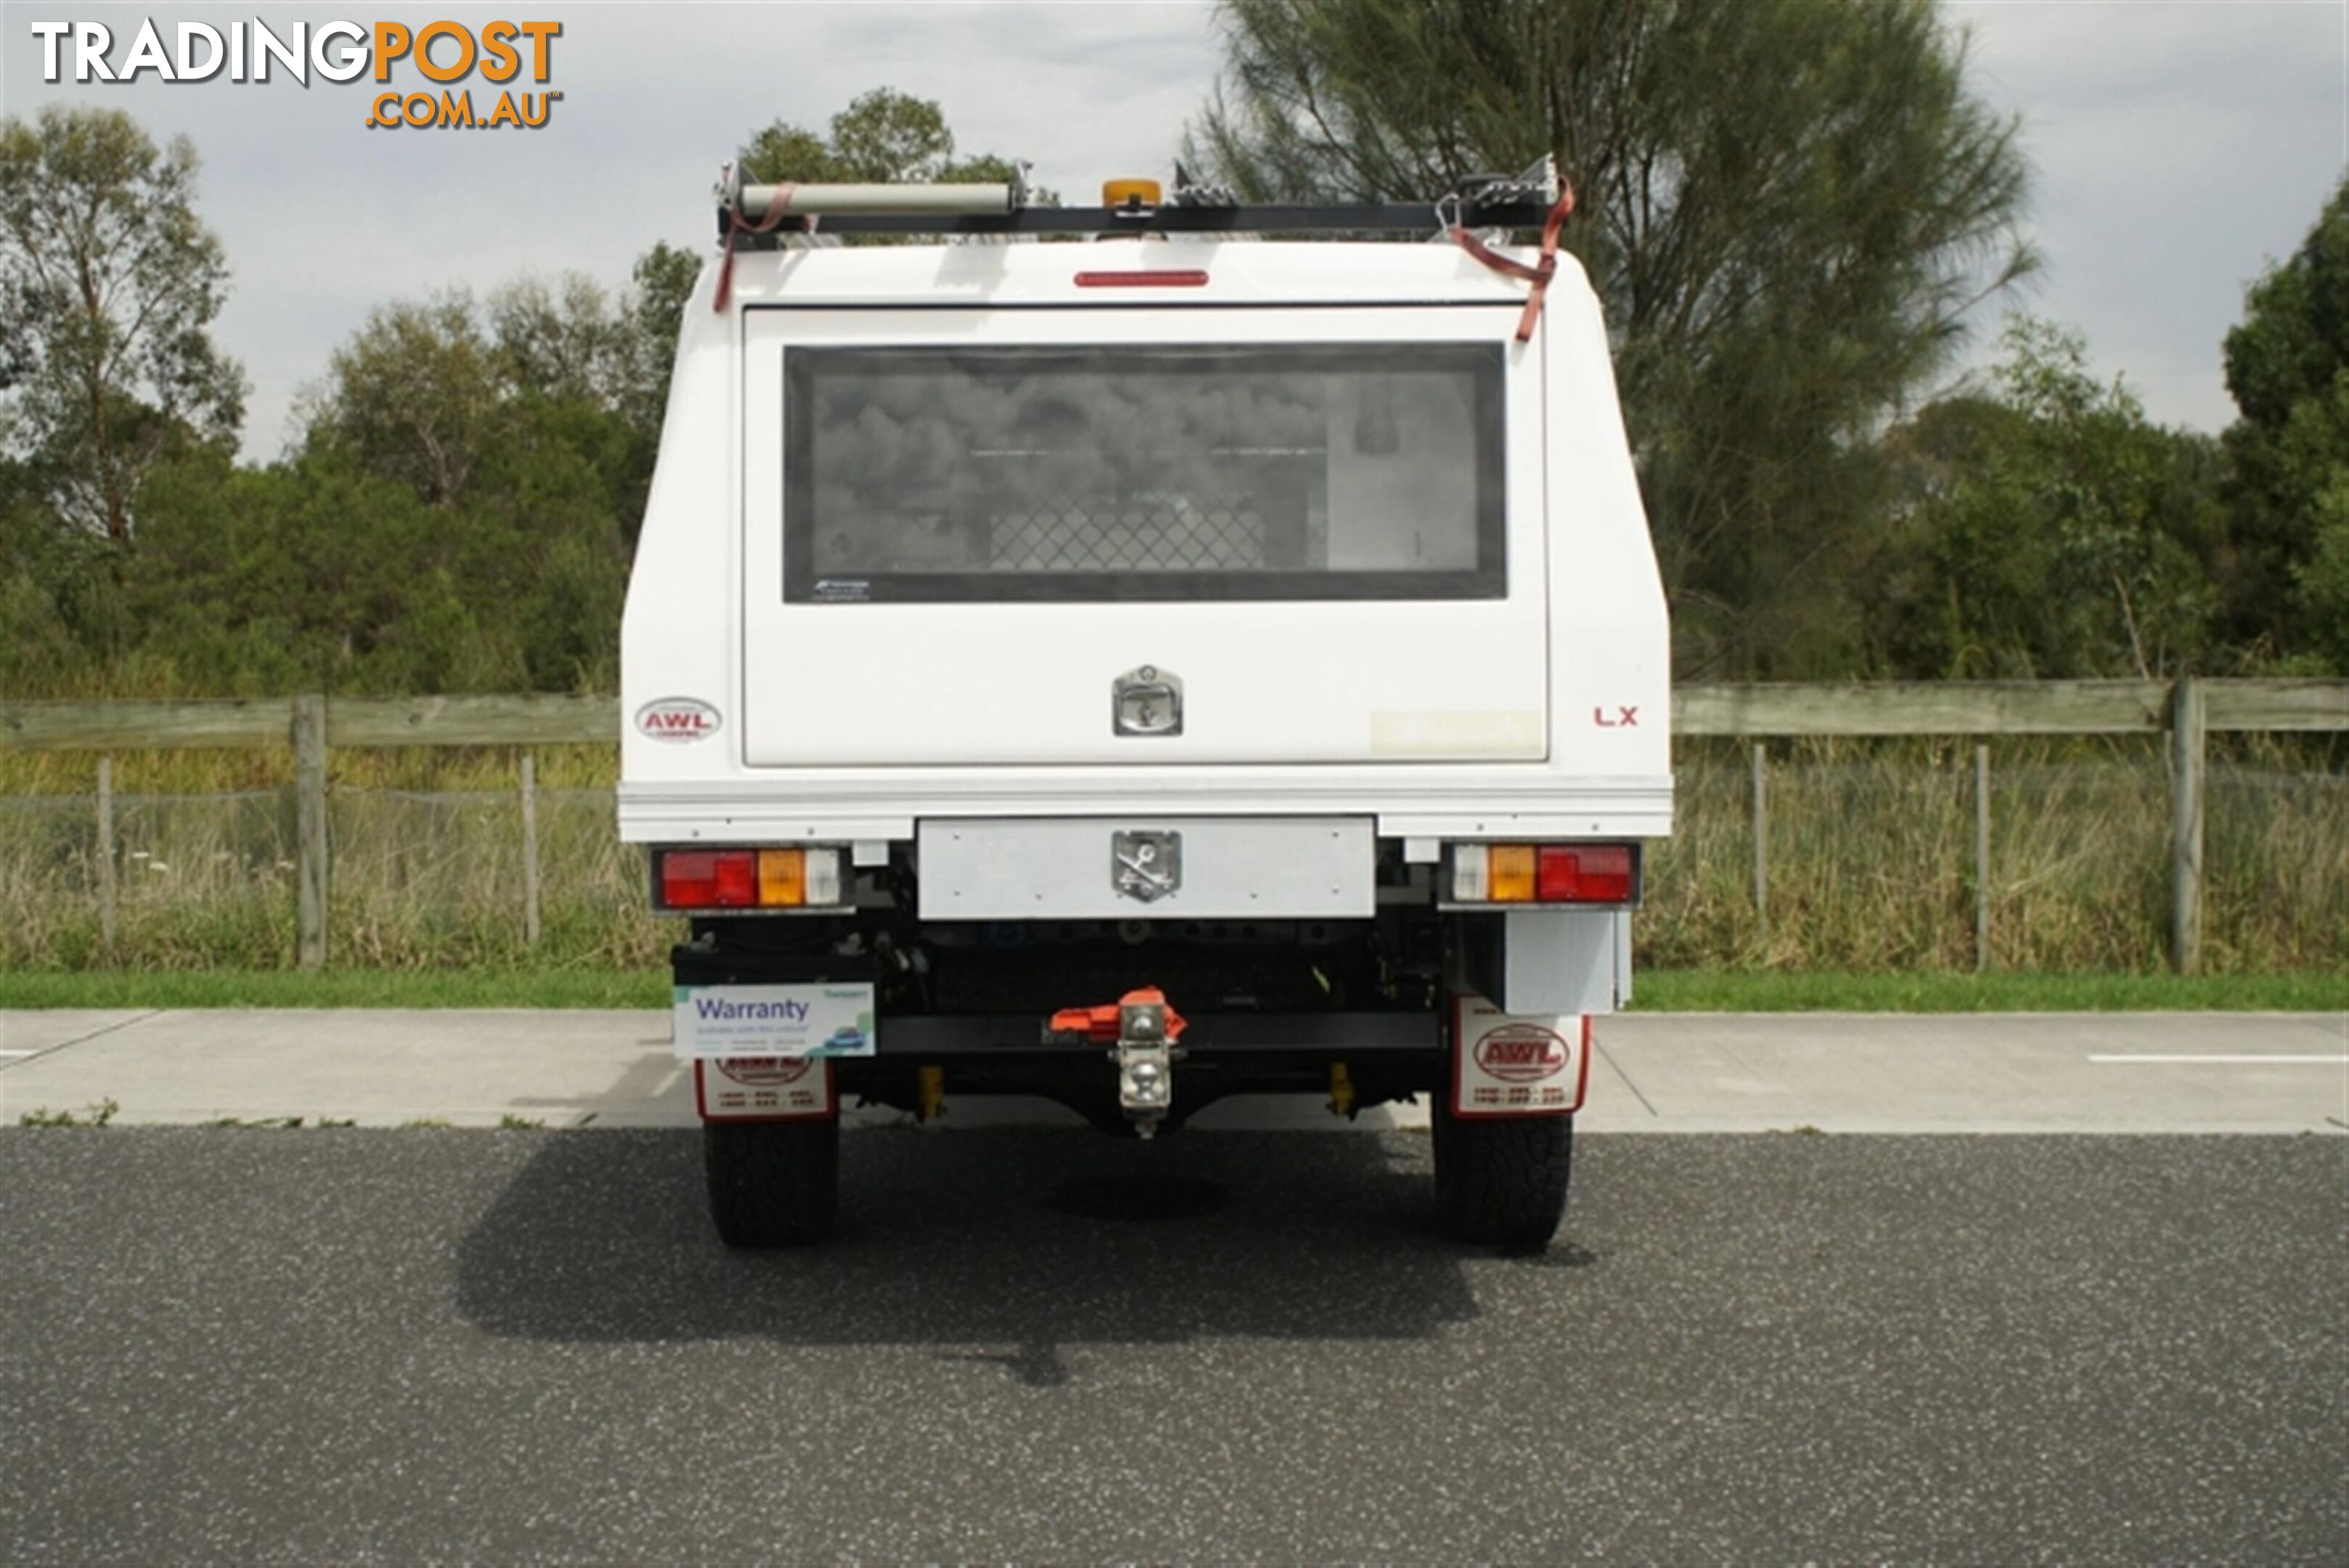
[1450, 994, 1589, 1118]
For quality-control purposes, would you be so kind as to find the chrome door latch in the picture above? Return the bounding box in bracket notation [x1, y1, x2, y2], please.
[1112, 665, 1182, 737]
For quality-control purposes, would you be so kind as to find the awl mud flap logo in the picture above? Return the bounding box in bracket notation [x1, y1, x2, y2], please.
[636, 697, 720, 743]
[714, 1057, 811, 1087]
[1474, 1025, 1571, 1083]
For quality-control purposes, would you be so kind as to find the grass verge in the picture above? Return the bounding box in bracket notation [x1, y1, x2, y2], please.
[1, 967, 2342, 1013]
[0, 968, 669, 1010]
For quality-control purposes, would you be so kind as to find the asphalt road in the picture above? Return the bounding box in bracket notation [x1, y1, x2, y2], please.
[3, 1128, 2344, 1563]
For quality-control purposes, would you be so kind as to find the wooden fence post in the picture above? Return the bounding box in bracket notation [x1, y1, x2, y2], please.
[520, 751, 541, 949]
[97, 755, 116, 959]
[1973, 743, 1990, 973]
[1750, 741, 1769, 951]
[2169, 678, 2205, 976]
[293, 695, 329, 971]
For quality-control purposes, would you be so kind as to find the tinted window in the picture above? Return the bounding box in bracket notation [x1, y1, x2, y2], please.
[784, 343, 1506, 603]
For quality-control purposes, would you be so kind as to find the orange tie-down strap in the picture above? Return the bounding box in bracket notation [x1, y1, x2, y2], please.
[713, 181, 812, 313]
[1450, 184, 1576, 343]
[1046, 987, 1188, 1044]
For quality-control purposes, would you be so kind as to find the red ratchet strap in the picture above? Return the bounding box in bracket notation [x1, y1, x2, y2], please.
[1047, 987, 1188, 1044]
[1450, 183, 1576, 343]
[713, 182, 813, 312]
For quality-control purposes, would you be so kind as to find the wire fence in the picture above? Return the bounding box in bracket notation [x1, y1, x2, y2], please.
[0, 785, 668, 970]
[3, 737, 2340, 972]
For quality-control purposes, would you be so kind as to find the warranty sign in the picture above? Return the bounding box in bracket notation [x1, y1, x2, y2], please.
[671, 983, 875, 1060]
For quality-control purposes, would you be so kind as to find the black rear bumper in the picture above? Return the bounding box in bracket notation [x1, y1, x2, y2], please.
[671, 942, 1444, 1130]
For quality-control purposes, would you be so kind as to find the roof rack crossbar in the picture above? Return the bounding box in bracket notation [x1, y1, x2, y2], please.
[714, 200, 1560, 245]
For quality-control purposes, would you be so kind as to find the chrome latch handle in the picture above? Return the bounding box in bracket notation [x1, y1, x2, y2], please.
[1111, 664, 1183, 737]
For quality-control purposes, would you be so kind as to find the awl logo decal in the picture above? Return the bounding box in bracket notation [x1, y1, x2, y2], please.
[1473, 1024, 1572, 1083]
[715, 1057, 812, 1087]
[637, 698, 721, 742]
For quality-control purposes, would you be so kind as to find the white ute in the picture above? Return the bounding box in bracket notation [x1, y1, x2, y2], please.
[620, 163, 1671, 1249]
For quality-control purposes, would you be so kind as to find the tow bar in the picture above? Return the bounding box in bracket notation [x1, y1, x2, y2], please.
[1046, 987, 1188, 1138]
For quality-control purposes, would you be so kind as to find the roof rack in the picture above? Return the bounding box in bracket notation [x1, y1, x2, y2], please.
[715, 157, 1564, 246]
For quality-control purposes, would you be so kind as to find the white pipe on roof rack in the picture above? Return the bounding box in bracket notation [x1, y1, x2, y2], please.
[738, 182, 1014, 219]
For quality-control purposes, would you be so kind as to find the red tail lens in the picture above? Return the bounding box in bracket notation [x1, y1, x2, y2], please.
[661, 849, 759, 908]
[1072, 269, 1209, 287]
[1537, 844, 1635, 902]
[1574, 845, 1635, 901]
[711, 850, 756, 906]
[661, 851, 719, 907]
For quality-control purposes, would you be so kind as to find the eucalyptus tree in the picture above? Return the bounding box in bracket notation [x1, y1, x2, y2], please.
[0, 105, 245, 544]
[1189, 0, 2035, 676]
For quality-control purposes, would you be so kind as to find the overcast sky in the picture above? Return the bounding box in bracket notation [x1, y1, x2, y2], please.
[3, 1, 2343, 460]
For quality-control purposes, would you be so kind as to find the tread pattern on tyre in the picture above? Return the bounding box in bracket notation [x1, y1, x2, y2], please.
[704, 1119, 839, 1248]
[1432, 1102, 1572, 1248]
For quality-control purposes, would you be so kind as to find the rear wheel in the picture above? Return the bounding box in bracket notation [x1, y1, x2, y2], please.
[1431, 1099, 1572, 1248]
[703, 1119, 839, 1248]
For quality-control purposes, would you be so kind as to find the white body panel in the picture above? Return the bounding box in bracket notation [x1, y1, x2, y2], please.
[619, 240, 1670, 844]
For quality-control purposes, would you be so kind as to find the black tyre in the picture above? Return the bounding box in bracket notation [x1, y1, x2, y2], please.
[1431, 1099, 1572, 1248]
[703, 1119, 839, 1248]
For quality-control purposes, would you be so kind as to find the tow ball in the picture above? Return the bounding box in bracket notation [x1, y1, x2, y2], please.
[1045, 987, 1188, 1138]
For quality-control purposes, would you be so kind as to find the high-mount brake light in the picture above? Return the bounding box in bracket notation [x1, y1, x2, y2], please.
[1073, 269, 1209, 288]
[1450, 843, 1641, 906]
[657, 846, 847, 910]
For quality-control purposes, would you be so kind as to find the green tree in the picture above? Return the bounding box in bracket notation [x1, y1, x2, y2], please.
[0, 105, 245, 542]
[619, 242, 701, 431]
[738, 87, 1034, 189]
[304, 293, 502, 507]
[2220, 176, 2349, 671]
[304, 261, 677, 529]
[1188, 0, 2034, 677]
[124, 446, 474, 694]
[1874, 318, 2224, 678]
[292, 279, 653, 691]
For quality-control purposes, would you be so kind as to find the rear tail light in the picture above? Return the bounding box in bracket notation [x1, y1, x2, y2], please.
[714, 851, 756, 906]
[1489, 844, 1537, 902]
[655, 846, 846, 911]
[660, 850, 728, 908]
[756, 849, 803, 906]
[1450, 843, 1640, 905]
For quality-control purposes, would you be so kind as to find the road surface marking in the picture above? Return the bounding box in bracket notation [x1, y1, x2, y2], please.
[2088, 1054, 2348, 1065]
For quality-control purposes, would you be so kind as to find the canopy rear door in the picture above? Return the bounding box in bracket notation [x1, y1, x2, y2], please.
[740, 306, 1548, 766]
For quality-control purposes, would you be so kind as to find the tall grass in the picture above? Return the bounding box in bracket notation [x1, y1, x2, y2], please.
[0, 738, 2341, 973]
[1642, 737, 2347, 972]
[0, 746, 674, 971]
